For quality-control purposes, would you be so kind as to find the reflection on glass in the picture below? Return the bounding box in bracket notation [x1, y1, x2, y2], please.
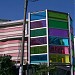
[31, 54, 47, 62]
[30, 37, 47, 46]
[49, 54, 70, 63]
[49, 45, 69, 54]
[49, 36, 69, 46]
[31, 45, 47, 54]
[30, 20, 46, 29]
[30, 28, 46, 37]
[30, 11, 46, 21]
[48, 28, 69, 37]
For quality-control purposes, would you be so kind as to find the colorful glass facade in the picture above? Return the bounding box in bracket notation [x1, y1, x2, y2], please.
[28, 10, 74, 75]
[29, 11, 48, 63]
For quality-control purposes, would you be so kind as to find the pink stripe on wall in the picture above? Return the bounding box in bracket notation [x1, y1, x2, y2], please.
[0, 46, 19, 51]
[0, 40, 27, 46]
[0, 46, 27, 52]
[0, 32, 28, 39]
[0, 40, 27, 52]
[0, 31, 22, 38]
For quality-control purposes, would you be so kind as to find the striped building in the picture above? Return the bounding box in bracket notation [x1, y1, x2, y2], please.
[0, 20, 28, 64]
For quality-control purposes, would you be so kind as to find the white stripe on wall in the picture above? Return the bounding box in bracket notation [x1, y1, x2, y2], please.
[0, 43, 27, 48]
[11, 57, 27, 60]
[0, 50, 27, 54]
[0, 31, 22, 35]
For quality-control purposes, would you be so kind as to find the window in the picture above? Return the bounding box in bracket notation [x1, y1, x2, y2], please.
[30, 37, 47, 46]
[49, 54, 70, 63]
[31, 54, 47, 62]
[31, 45, 47, 54]
[30, 11, 46, 21]
[49, 45, 69, 54]
[49, 36, 69, 46]
[48, 28, 69, 37]
[30, 20, 46, 29]
[48, 11, 68, 21]
[48, 19, 68, 29]
[30, 28, 46, 37]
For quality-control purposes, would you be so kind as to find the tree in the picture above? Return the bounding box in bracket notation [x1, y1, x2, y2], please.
[32, 63, 56, 75]
[0, 55, 18, 75]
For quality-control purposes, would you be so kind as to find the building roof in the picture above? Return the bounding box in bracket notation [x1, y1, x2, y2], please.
[0, 19, 28, 27]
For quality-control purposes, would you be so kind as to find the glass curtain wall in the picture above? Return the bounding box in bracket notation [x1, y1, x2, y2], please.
[29, 9, 74, 75]
[29, 11, 48, 64]
[48, 10, 71, 64]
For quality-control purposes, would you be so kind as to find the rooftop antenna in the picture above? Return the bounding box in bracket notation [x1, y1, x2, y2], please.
[19, 0, 39, 75]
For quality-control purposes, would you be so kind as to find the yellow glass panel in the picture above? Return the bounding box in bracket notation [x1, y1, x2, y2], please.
[65, 55, 70, 63]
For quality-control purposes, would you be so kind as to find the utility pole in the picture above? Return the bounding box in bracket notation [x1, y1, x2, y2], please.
[19, 0, 38, 75]
[19, 0, 28, 75]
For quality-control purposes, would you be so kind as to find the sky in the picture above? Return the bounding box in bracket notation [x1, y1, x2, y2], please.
[0, 0, 75, 34]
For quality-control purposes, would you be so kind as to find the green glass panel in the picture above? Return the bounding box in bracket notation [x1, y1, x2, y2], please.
[31, 45, 47, 54]
[48, 11, 68, 20]
[30, 28, 46, 37]
[48, 19, 68, 29]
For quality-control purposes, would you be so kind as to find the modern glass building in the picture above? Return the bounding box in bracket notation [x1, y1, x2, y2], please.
[28, 9, 74, 75]
[0, 9, 74, 75]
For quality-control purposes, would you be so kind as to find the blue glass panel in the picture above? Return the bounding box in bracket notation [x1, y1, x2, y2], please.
[49, 36, 69, 46]
[63, 39, 69, 46]
[30, 20, 46, 29]
[30, 11, 46, 21]
[31, 61, 47, 64]
[30, 54, 47, 62]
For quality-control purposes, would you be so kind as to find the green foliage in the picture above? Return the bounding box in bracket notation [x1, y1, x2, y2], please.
[0, 55, 17, 75]
[33, 63, 56, 75]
